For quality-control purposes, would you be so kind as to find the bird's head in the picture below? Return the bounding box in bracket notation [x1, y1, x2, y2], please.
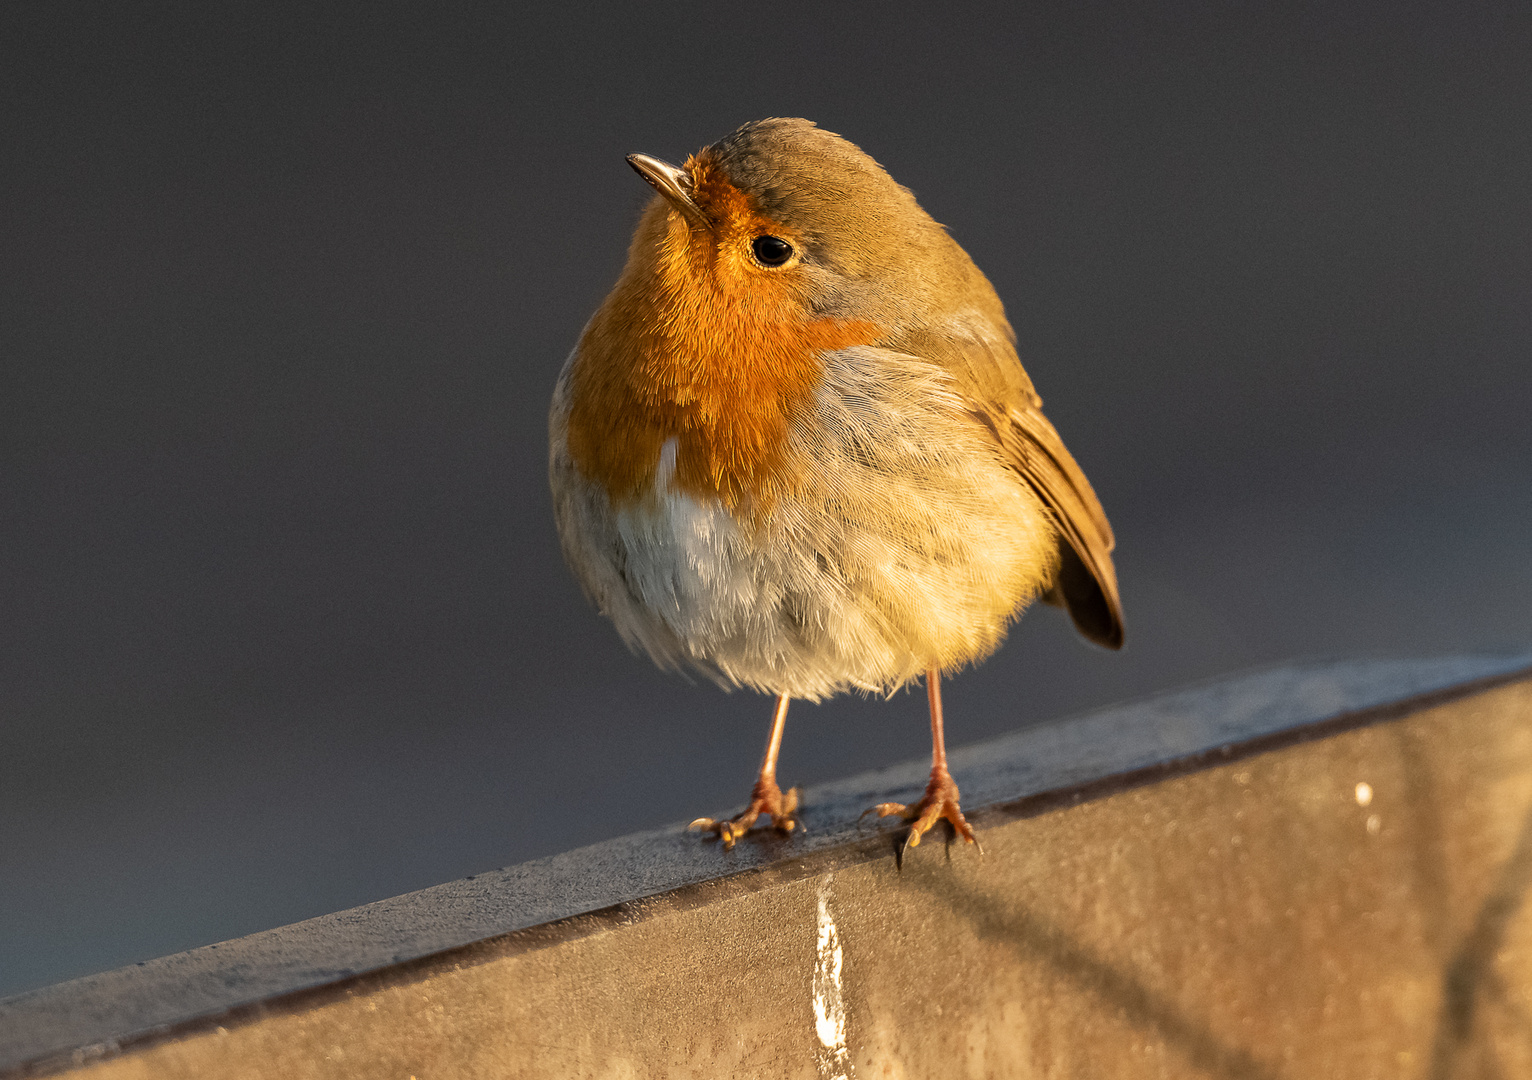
[623, 117, 997, 331]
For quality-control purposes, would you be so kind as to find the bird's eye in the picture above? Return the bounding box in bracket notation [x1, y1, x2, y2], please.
[751, 235, 794, 267]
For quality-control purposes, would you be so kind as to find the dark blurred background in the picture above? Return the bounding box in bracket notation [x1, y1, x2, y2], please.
[3, 0, 1529, 998]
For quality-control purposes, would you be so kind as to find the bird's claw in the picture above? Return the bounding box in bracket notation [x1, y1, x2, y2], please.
[866, 767, 981, 861]
[690, 781, 799, 851]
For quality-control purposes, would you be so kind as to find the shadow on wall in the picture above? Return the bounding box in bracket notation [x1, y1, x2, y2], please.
[910, 877, 1280, 1080]
[901, 720, 1532, 1078]
[1429, 801, 1532, 1079]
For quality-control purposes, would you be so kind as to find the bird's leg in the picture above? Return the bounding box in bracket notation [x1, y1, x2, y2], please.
[870, 669, 982, 855]
[689, 694, 800, 850]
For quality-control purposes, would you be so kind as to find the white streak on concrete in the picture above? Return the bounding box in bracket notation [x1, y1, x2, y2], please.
[814, 878, 853, 1079]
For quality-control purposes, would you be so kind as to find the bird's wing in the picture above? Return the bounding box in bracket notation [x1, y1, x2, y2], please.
[903, 326, 1124, 649]
[999, 403, 1123, 649]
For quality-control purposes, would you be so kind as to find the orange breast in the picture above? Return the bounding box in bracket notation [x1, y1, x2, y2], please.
[565, 158, 879, 513]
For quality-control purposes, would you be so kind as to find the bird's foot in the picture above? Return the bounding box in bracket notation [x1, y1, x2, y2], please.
[689, 776, 800, 851]
[867, 765, 982, 858]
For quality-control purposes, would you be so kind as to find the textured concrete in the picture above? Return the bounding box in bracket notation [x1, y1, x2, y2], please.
[3, 655, 1531, 1078]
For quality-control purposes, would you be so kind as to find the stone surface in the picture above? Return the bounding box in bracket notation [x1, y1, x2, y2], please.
[3, 655, 1531, 1078]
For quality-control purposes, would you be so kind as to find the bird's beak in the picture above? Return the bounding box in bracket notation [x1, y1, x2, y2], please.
[627, 153, 710, 228]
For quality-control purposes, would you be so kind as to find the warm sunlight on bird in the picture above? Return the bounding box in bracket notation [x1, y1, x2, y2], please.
[550, 119, 1123, 856]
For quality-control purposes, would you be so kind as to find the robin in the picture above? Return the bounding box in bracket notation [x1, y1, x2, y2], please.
[549, 118, 1122, 857]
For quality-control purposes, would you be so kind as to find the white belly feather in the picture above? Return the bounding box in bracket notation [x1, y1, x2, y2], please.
[549, 346, 1057, 700]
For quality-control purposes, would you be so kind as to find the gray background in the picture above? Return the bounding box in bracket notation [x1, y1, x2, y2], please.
[3, 1, 1529, 998]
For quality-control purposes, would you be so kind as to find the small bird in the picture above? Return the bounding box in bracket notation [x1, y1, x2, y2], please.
[550, 119, 1122, 856]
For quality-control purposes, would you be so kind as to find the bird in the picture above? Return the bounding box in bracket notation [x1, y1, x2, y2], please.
[549, 118, 1122, 857]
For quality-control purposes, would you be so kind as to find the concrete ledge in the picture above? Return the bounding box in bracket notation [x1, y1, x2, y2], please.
[3, 655, 1531, 1077]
